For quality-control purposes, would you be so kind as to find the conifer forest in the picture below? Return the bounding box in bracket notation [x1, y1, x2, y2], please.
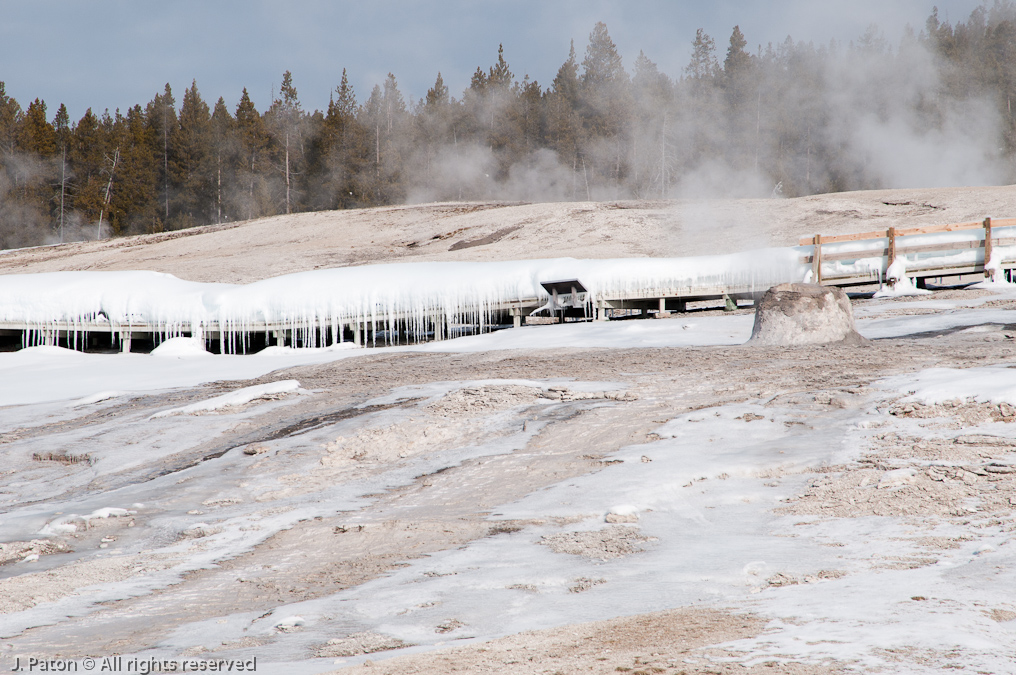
[2, 6, 1016, 248]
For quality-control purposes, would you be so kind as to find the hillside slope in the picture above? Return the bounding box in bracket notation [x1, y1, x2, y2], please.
[1, 185, 1013, 283]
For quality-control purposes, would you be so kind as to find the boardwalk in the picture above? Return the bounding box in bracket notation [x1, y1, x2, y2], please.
[1, 217, 1011, 353]
[800, 216, 1015, 287]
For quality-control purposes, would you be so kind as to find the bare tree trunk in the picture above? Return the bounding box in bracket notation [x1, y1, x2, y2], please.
[572, 156, 577, 201]
[285, 130, 291, 215]
[59, 146, 66, 242]
[217, 149, 222, 224]
[582, 158, 591, 201]
[249, 155, 255, 220]
[806, 125, 812, 188]
[632, 132, 638, 196]
[754, 87, 761, 172]
[660, 112, 667, 198]
[615, 136, 622, 196]
[97, 147, 119, 240]
[164, 105, 169, 222]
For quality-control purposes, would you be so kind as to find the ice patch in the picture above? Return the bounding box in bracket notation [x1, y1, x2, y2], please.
[85, 507, 131, 521]
[255, 343, 361, 356]
[69, 390, 128, 407]
[150, 380, 302, 418]
[37, 508, 129, 536]
[273, 616, 306, 630]
[889, 367, 1016, 406]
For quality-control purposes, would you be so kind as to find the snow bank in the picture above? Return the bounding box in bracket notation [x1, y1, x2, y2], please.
[151, 337, 209, 356]
[69, 390, 127, 407]
[0, 252, 804, 350]
[872, 276, 931, 298]
[38, 507, 133, 536]
[150, 380, 301, 418]
[892, 367, 1016, 405]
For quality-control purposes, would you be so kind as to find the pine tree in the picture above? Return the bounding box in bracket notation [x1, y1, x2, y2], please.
[234, 87, 271, 219]
[723, 26, 752, 84]
[426, 72, 449, 108]
[169, 80, 213, 228]
[68, 108, 109, 225]
[0, 86, 27, 248]
[546, 41, 582, 197]
[481, 45, 520, 176]
[686, 29, 720, 82]
[14, 99, 58, 233]
[720, 26, 758, 172]
[579, 22, 631, 193]
[419, 71, 454, 147]
[512, 75, 543, 154]
[0, 82, 22, 157]
[631, 51, 674, 197]
[144, 84, 177, 224]
[109, 104, 159, 235]
[266, 70, 305, 214]
[210, 97, 235, 223]
[18, 99, 57, 157]
[313, 68, 367, 209]
[582, 23, 626, 88]
[53, 103, 71, 240]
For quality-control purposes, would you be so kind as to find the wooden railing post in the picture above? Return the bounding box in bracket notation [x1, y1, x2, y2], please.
[812, 234, 822, 283]
[984, 217, 993, 278]
[886, 227, 896, 284]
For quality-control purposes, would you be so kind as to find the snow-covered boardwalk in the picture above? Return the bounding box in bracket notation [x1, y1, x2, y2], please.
[801, 216, 1016, 286]
[0, 252, 803, 352]
[2, 219, 1015, 353]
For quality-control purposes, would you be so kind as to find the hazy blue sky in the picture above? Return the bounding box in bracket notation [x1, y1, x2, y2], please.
[0, 0, 985, 120]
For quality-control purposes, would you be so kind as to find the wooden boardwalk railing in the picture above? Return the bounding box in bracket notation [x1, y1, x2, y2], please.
[799, 217, 1016, 286]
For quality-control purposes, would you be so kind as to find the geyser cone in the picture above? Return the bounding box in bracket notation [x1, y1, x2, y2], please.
[747, 283, 868, 346]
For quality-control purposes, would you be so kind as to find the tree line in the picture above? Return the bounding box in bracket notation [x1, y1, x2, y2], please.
[3, 4, 1016, 249]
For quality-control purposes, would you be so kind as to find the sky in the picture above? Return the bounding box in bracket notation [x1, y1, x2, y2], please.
[0, 0, 987, 121]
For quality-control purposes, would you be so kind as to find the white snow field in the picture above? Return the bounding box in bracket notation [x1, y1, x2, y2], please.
[5, 192, 1016, 674]
[1, 279, 1016, 673]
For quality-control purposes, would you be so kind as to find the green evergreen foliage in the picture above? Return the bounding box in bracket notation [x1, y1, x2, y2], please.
[110, 104, 160, 235]
[0, 82, 23, 157]
[19, 99, 57, 157]
[265, 70, 306, 214]
[4, 6, 1016, 248]
[579, 22, 631, 193]
[630, 51, 674, 198]
[317, 69, 368, 209]
[170, 81, 213, 228]
[210, 96, 235, 225]
[233, 87, 272, 220]
[545, 41, 582, 197]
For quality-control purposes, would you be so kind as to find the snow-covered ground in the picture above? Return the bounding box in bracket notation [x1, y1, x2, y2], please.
[5, 281, 1016, 407]
[3, 276, 1016, 674]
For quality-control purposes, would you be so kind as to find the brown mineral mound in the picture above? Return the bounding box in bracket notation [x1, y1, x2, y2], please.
[748, 283, 868, 346]
[1, 185, 1013, 283]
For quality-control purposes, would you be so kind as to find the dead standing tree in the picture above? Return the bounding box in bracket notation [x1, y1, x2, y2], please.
[96, 146, 119, 240]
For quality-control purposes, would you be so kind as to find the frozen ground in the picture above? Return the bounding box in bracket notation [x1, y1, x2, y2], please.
[2, 279, 1016, 674]
[4, 187, 1016, 674]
